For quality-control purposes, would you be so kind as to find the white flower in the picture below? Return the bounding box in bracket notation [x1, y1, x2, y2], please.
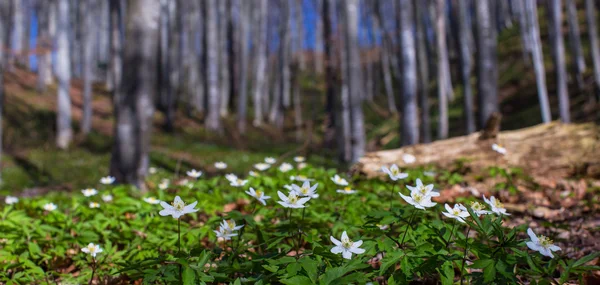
[214, 162, 227, 169]
[526, 228, 561, 258]
[264, 157, 277, 164]
[399, 191, 437, 210]
[297, 162, 307, 169]
[159, 196, 199, 219]
[292, 181, 319, 199]
[245, 187, 271, 205]
[248, 171, 259, 177]
[424, 171, 436, 177]
[330, 231, 365, 260]
[278, 163, 293, 172]
[101, 194, 113, 202]
[43, 203, 57, 211]
[81, 243, 103, 258]
[220, 219, 244, 232]
[442, 204, 470, 223]
[377, 224, 389, 230]
[407, 179, 439, 197]
[178, 179, 189, 186]
[336, 186, 357, 195]
[158, 179, 170, 190]
[381, 164, 409, 181]
[470, 201, 491, 216]
[331, 174, 349, 186]
[100, 176, 115, 185]
[290, 175, 313, 182]
[483, 195, 510, 216]
[149, 167, 157, 174]
[492, 144, 507, 155]
[230, 178, 248, 187]
[187, 169, 203, 179]
[214, 226, 237, 241]
[5, 196, 18, 205]
[225, 173, 238, 182]
[283, 184, 294, 191]
[402, 154, 416, 164]
[144, 197, 161, 204]
[277, 191, 310, 208]
[254, 163, 270, 171]
[82, 188, 98, 197]
[89, 202, 101, 208]
[294, 156, 305, 163]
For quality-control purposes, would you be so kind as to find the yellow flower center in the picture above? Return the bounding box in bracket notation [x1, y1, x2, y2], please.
[301, 187, 309, 194]
[237, 179, 243, 184]
[538, 236, 553, 248]
[471, 202, 484, 211]
[419, 186, 428, 194]
[172, 201, 185, 211]
[227, 220, 235, 229]
[453, 209, 461, 215]
[255, 190, 263, 198]
[494, 200, 504, 208]
[298, 175, 307, 180]
[344, 187, 352, 192]
[87, 245, 96, 254]
[342, 237, 353, 249]
[413, 193, 423, 203]
[288, 194, 298, 204]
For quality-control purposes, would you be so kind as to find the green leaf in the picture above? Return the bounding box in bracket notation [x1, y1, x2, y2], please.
[319, 267, 346, 285]
[280, 276, 313, 285]
[28, 243, 42, 258]
[438, 261, 455, 285]
[182, 267, 196, 285]
[299, 258, 318, 283]
[262, 264, 279, 273]
[572, 252, 600, 268]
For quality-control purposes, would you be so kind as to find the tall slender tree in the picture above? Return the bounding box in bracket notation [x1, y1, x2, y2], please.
[81, 0, 95, 135]
[322, 0, 337, 148]
[415, 0, 431, 143]
[372, 0, 397, 114]
[36, 0, 53, 92]
[399, 0, 418, 145]
[475, 0, 499, 128]
[526, 0, 551, 123]
[218, 0, 231, 117]
[585, 0, 600, 99]
[252, 0, 268, 126]
[0, 0, 10, 183]
[457, 0, 476, 134]
[566, 0, 585, 89]
[110, 0, 160, 188]
[549, 0, 570, 123]
[56, 0, 72, 149]
[436, 0, 450, 139]
[109, 0, 122, 104]
[237, 0, 251, 133]
[205, 0, 222, 132]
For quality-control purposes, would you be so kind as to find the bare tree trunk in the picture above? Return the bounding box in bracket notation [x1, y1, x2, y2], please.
[323, 0, 336, 148]
[475, 0, 499, 129]
[11, 0, 23, 68]
[36, 0, 53, 92]
[292, 64, 303, 141]
[525, 0, 551, 123]
[110, 0, 160, 188]
[398, 0, 418, 145]
[549, 0, 570, 123]
[457, 0, 476, 134]
[218, 0, 230, 117]
[586, 0, 600, 100]
[566, 0, 585, 89]
[205, 0, 221, 131]
[0, 1, 9, 183]
[372, 0, 397, 114]
[109, 0, 122, 104]
[343, 0, 365, 162]
[81, 0, 95, 135]
[22, 0, 30, 70]
[415, 0, 431, 143]
[237, 0, 250, 133]
[516, 0, 532, 65]
[436, 0, 449, 139]
[252, 0, 267, 127]
[338, 1, 351, 162]
[185, 0, 203, 113]
[56, 0, 72, 149]
[269, 0, 290, 128]
[314, 0, 324, 74]
[295, 0, 305, 71]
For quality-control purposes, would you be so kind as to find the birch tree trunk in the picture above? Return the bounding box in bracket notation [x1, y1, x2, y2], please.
[109, 0, 122, 104]
[549, 0, 570, 123]
[475, 0, 499, 129]
[110, 0, 160, 188]
[516, 0, 532, 65]
[205, 0, 222, 132]
[415, 0, 431, 143]
[11, 0, 23, 68]
[252, 0, 268, 126]
[269, 0, 291, 128]
[525, 0, 551, 123]
[314, 0, 324, 74]
[457, 0, 476, 134]
[436, 0, 449, 139]
[338, 0, 351, 162]
[22, 0, 30, 70]
[56, 0, 72, 149]
[566, 0, 585, 89]
[323, 0, 337, 148]
[373, 0, 397, 114]
[399, 0, 418, 146]
[295, 0, 305, 71]
[237, 0, 250, 133]
[185, 0, 203, 113]
[81, 0, 95, 135]
[0, 1, 8, 183]
[218, 0, 230, 117]
[344, 0, 365, 162]
[585, 0, 600, 99]
[36, 0, 53, 92]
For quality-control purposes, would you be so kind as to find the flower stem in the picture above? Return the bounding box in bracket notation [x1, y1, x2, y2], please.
[389, 183, 395, 210]
[446, 222, 457, 249]
[400, 210, 417, 246]
[177, 218, 181, 254]
[88, 258, 96, 285]
[460, 227, 472, 285]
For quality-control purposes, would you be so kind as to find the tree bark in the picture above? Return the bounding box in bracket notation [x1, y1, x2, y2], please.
[457, 0, 476, 134]
[548, 0, 570, 123]
[436, 0, 449, 139]
[252, 0, 268, 127]
[525, 0, 552, 123]
[81, 0, 95, 135]
[56, 0, 72, 149]
[399, 0, 418, 146]
[372, 0, 397, 114]
[218, 0, 230, 117]
[314, 0, 324, 74]
[36, 0, 53, 92]
[110, 0, 160, 188]
[0, 1, 9, 183]
[205, 0, 221, 132]
[185, 0, 203, 113]
[237, 0, 250, 133]
[585, 0, 600, 100]
[269, 0, 290, 128]
[516, 0, 532, 65]
[566, 0, 585, 89]
[11, 0, 23, 68]
[109, 0, 122, 105]
[22, 0, 30, 70]
[295, 0, 305, 71]
[475, 0, 499, 129]
[323, 0, 336, 148]
[415, 0, 431, 143]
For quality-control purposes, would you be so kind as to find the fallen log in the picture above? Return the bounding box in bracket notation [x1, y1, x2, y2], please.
[352, 122, 600, 180]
